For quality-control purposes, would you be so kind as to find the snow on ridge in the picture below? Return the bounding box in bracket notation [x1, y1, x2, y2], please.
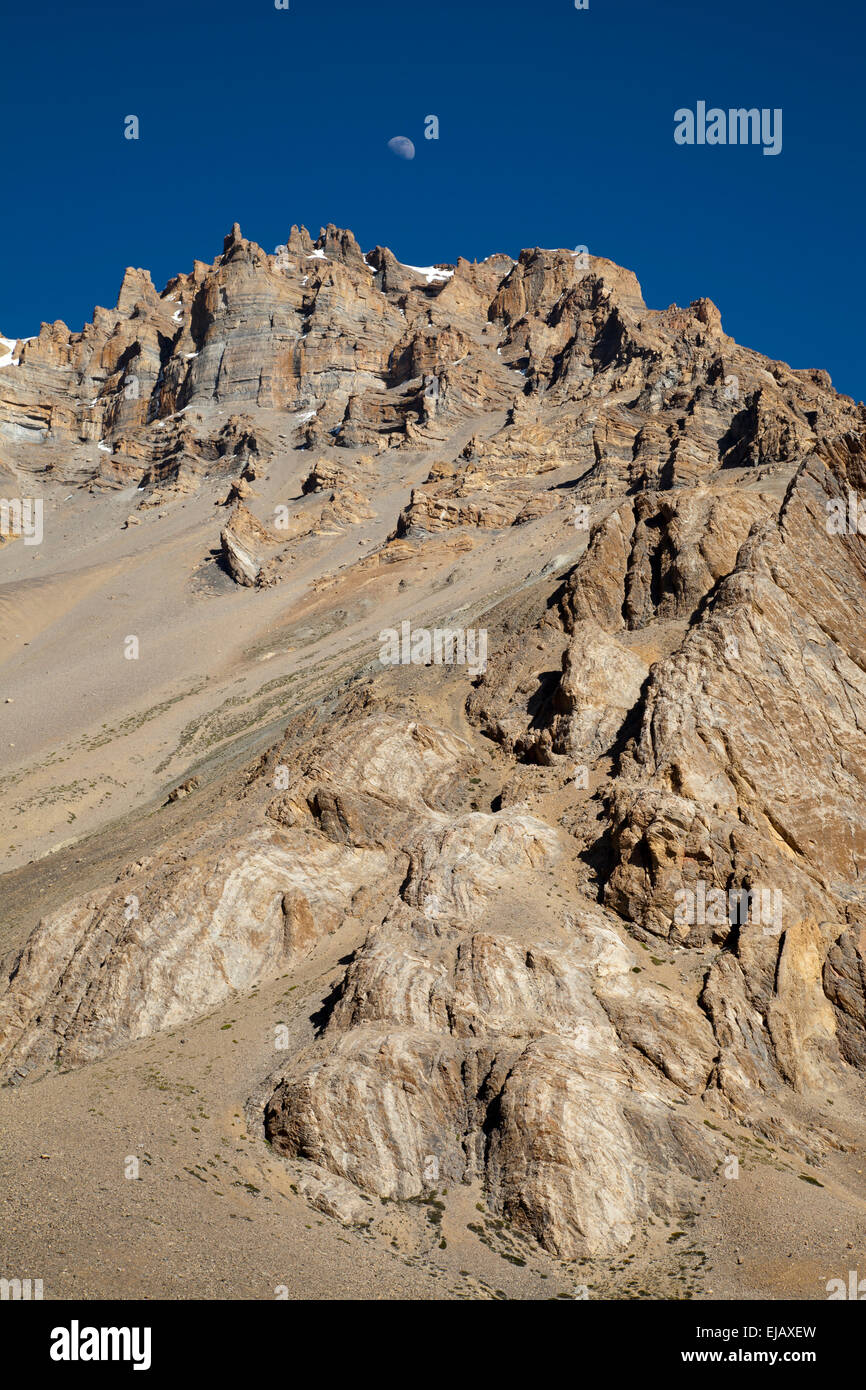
[402, 263, 455, 284]
[153, 407, 192, 430]
[0, 335, 21, 369]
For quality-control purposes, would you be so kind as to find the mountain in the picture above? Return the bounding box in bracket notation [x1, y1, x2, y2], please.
[1, 223, 865, 1298]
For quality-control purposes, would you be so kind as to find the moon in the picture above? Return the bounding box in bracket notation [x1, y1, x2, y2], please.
[387, 136, 415, 161]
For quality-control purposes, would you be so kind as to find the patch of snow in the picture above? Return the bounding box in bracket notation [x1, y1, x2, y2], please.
[296, 409, 317, 424]
[172, 309, 183, 324]
[184, 352, 199, 359]
[307, 250, 327, 261]
[0, 336, 17, 369]
[402, 264, 455, 284]
[97, 441, 113, 453]
[152, 407, 190, 430]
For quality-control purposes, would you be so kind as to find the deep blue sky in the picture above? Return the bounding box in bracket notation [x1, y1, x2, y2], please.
[2, 0, 863, 400]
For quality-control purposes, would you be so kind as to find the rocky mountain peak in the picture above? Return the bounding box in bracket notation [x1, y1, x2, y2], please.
[1, 221, 865, 1291]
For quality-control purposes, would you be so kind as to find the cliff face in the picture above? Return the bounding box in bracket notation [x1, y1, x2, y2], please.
[2, 223, 866, 1262]
[3, 221, 857, 492]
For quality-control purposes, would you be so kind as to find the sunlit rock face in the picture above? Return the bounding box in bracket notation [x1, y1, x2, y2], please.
[2, 222, 866, 1259]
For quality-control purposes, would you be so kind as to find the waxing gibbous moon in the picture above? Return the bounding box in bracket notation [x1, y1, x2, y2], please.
[387, 136, 415, 161]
